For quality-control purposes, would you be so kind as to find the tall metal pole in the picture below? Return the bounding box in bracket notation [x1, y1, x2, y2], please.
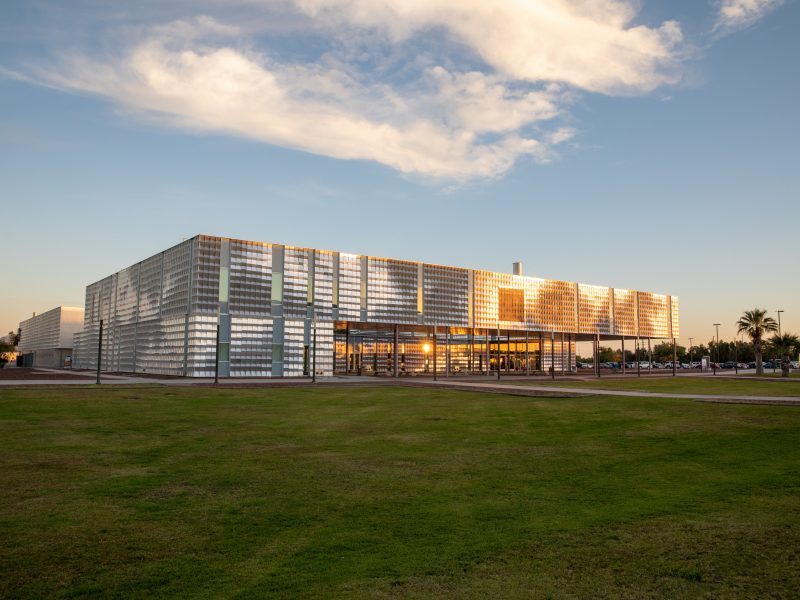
[550, 331, 555, 380]
[637, 337, 641, 377]
[214, 323, 220, 384]
[96, 319, 103, 385]
[506, 330, 511, 375]
[688, 337, 694, 370]
[525, 330, 530, 376]
[672, 338, 677, 376]
[445, 326, 450, 378]
[433, 324, 438, 381]
[393, 324, 399, 378]
[647, 338, 652, 374]
[775, 310, 784, 373]
[596, 334, 601, 378]
[713, 323, 720, 375]
[496, 324, 501, 381]
[621, 337, 626, 376]
[312, 319, 317, 383]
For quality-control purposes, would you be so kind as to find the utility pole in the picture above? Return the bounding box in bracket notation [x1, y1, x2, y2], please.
[688, 337, 694, 370]
[713, 323, 721, 375]
[777, 310, 784, 336]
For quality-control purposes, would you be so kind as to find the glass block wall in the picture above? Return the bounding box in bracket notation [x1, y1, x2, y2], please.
[73, 234, 678, 377]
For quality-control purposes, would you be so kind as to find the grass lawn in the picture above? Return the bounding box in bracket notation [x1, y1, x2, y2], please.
[516, 376, 800, 396]
[1, 385, 799, 598]
[741, 371, 800, 379]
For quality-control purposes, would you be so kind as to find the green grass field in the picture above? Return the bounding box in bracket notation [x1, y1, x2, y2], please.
[2, 385, 799, 598]
[516, 376, 800, 396]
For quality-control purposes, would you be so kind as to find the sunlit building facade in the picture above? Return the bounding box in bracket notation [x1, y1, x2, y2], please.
[19, 306, 85, 368]
[72, 235, 679, 377]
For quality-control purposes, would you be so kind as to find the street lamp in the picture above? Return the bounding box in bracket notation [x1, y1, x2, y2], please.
[688, 337, 694, 370]
[713, 323, 721, 375]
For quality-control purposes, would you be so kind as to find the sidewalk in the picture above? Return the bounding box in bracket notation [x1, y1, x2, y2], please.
[2, 371, 799, 406]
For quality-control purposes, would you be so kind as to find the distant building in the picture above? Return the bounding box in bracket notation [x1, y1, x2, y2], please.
[72, 234, 679, 377]
[18, 307, 84, 368]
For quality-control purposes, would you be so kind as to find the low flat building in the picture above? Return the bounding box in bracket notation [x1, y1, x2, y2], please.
[72, 235, 679, 377]
[19, 307, 85, 368]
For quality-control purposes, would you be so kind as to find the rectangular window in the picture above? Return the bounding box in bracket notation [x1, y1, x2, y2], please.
[271, 272, 283, 303]
[218, 267, 229, 303]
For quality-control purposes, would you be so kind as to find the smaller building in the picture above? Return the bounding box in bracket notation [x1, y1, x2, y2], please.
[18, 307, 85, 368]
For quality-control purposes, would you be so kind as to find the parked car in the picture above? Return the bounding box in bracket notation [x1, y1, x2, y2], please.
[721, 361, 736, 369]
[737, 363, 749, 369]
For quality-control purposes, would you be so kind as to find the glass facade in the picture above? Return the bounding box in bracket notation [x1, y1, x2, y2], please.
[73, 235, 679, 377]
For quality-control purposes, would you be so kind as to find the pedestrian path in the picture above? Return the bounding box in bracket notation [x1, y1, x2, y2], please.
[416, 379, 800, 405]
[2, 372, 798, 405]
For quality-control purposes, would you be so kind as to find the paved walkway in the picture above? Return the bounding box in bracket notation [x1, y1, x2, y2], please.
[2, 370, 799, 406]
[413, 380, 800, 406]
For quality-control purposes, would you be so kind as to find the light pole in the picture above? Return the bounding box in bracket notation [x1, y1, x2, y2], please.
[777, 310, 784, 336]
[713, 323, 721, 375]
[688, 337, 694, 370]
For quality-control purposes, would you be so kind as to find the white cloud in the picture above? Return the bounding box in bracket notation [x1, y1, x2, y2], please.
[15, 1, 688, 181]
[295, 0, 683, 94]
[714, 0, 784, 34]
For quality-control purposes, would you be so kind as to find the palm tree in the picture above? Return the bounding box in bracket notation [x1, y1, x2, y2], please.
[769, 333, 800, 378]
[736, 309, 778, 375]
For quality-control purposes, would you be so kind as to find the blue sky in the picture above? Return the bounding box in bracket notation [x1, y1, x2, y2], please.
[1, 0, 798, 346]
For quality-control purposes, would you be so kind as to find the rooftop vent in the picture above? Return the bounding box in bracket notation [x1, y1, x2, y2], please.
[512, 262, 523, 276]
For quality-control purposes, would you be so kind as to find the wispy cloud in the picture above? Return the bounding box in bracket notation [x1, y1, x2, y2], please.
[713, 0, 784, 34]
[8, 1, 688, 181]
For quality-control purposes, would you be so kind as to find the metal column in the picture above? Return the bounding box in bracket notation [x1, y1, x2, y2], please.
[433, 325, 437, 381]
[672, 338, 677, 376]
[393, 324, 399, 377]
[485, 328, 490, 375]
[445, 326, 450, 377]
[525, 331, 530, 376]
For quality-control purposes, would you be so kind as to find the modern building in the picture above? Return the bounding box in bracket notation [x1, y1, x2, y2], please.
[18, 306, 85, 368]
[72, 235, 679, 377]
